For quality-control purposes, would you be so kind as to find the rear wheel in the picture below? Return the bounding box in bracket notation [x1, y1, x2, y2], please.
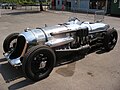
[22, 45, 56, 81]
[3, 33, 19, 52]
[103, 29, 118, 51]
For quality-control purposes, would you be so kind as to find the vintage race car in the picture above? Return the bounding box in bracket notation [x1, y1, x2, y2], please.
[3, 17, 118, 81]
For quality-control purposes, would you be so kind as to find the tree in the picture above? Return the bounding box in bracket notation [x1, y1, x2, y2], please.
[0, 0, 44, 11]
[38, 0, 43, 11]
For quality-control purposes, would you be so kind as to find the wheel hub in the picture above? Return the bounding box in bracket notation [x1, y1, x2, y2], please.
[39, 61, 47, 69]
[112, 38, 116, 43]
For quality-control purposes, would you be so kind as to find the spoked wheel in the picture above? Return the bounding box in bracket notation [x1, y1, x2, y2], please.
[103, 29, 118, 51]
[22, 46, 56, 81]
[3, 33, 19, 52]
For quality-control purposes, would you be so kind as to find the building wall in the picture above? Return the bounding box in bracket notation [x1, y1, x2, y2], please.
[79, 0, 89, 10]
[55, 0, 108, 13]
[70, 0, 79, 11]
[110, 0, 120, 15]
[55, 0, 62, 10]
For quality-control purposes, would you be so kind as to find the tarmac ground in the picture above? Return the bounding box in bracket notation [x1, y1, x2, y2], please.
[0, 9, 120, 90]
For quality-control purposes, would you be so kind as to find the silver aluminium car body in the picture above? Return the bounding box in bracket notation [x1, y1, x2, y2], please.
[4, 17, 110, 67]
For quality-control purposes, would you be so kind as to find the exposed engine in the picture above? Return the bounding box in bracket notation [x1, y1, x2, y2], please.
[4, 17, 110, 66]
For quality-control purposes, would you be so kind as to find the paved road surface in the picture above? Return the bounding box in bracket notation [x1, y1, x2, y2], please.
[0, 9, 120, 90]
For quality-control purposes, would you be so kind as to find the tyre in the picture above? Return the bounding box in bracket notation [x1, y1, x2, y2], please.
[103, 29, 118, 51]
[22, 45, 56, 81]
[3, 33, 19, 52]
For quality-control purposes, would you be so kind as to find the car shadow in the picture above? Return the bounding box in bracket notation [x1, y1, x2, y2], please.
[87, 45, 108, 55]
[0, 52, 85, 89]
[0, 58, 7, 63]
[0, 58, 34, 90]
[55, 46, 108, 68]
[8, 79, 34, 90]
[55, 47, 108, 77]
[3, 10, 41, 15]
[0, 58, 24, 83]
[55, 52, 85, 77]
[56, 51, 85, 67]
[0, 47, 108, 89]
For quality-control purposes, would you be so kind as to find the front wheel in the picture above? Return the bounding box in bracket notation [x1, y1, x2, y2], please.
[22, 45, 56, 81]
[103, 29, 118, 51]
[3, 33, 19, 52]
